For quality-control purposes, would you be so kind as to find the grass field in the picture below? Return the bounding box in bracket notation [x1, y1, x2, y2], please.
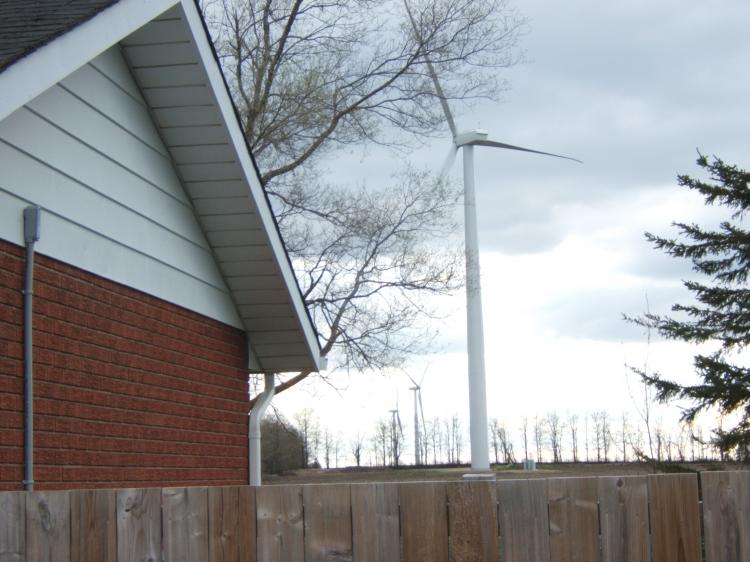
[263, 461, 745, 485]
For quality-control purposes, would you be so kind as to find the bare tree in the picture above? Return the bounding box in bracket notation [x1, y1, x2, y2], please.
[592, 411, 611, 462]
[323, 427, 333, 469]
[205, 0, 529, 403]
[546, 412, 563, 463]
[533, 416, 545, 463]
[451, 415, 463, 464]
[351, 432, 365, 467]
[389, 411, 406, 467]
[430, 417, 443, 464]
[497, 424, 515, 464]
[584, 414, 590, 462]
[620, 413, 629, 462]
[592, 412, 603, 462]
[293, 408, 318, 468]
[627, 294, 657, 459]
[373, 419, 390, 466]
[207, 0, 528, 184]
[490, 418, 501, 464]
[251, 171, 463, 406]
[567, 413, 579, 462]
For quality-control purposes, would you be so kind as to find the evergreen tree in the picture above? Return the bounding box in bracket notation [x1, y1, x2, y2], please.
[630, 154, 750, 461]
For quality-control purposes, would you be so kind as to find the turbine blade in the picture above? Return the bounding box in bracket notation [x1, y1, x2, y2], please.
[425, 60, 458, 138]
[472, 139, 582, 163]
[402, 0, 458, 137]
[440, 144, 459, 177]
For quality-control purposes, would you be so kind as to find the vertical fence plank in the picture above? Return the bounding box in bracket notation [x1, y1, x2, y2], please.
[26, 491, 70, 562]
[116, 488, 161, 562]
[70, 489, 116, 562]
[351, 483, 399, 562]
[163, 487, 209, 562]
[400, 482, 449, 562]
[303, 484, 352, 562]
[598, 476, 649, 562]
[448, 481, 499, 562]
[497, 479, 550, 562]
[648, 473, 701, 562]
[256, 485, 303, 562]
[238, 487, 256, 562]
[0, 492, 25, 562]
[208, 486, 256, 562]
[548, 477, 598, 562]
[701, 470, 750, 562]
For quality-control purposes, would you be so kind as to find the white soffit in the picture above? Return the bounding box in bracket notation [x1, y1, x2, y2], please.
[0, 0, 323, 373]
[121, 0, 323, 373]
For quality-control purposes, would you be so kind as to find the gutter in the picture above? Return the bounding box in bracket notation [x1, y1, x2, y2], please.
[22, 206, 41, 491]
[248, 373, 274, 486]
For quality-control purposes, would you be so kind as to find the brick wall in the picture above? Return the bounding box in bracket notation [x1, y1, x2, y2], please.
[0, 239, 250, 490]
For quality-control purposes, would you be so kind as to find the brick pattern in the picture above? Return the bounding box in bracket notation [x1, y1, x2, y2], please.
[0, 239, 249, 490]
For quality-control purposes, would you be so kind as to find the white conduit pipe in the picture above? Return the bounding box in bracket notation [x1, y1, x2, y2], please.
[248, 373, 275, 486]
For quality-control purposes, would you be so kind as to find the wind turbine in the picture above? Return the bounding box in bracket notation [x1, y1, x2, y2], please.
[389, 397, 405, 467]
[406, 370, 427, 465]
[404, 0, 581, 476]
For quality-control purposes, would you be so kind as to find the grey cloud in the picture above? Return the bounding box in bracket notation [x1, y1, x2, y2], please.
[542, 285, 693, 342]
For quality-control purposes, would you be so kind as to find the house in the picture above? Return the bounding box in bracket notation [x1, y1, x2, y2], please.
[0, 0, 323, 491]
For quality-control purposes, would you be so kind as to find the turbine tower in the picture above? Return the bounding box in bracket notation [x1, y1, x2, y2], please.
[409, 385, 420, 465]
[406, 371, 427, 465]
[404, 0, 581, 475]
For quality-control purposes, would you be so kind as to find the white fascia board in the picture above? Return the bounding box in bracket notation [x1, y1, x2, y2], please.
[0, 0, 180, 123]
[179, 0, 324, 373]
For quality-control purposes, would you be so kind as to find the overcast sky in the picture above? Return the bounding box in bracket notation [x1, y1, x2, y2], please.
[268, 0, 750, 464]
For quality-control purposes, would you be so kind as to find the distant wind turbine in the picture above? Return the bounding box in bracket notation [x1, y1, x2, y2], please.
[406, 370, 427, 465]
[404, 0, 582, 475]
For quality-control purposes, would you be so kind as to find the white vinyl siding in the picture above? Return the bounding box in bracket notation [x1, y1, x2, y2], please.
[0, 46, 242, 328]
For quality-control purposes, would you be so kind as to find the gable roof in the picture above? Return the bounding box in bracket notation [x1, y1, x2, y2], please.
[0, 0, 324, 374]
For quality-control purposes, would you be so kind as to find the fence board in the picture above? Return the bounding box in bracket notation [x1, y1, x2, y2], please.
[26, 491, 70, 562]
[497, 479, 550, 562]
[304, 484, 352, 562]
[548, 477, 598, 562]
[256, 485, 303, 562]
[648, 474, 701, 562]
[351, 483, 399, 562]
[447, 481, 499, 562]
[701, 470, 750, 562]
[0, 492, 25, 562]
[400, 482, 449, 562]
[208, 486, 255, 562]
[70, 489, 116, 562]
[163, 487, 209, 562]
[598, 476, 649, 562]
[116, 488, 161, 562]
[237, 487, 256, 562]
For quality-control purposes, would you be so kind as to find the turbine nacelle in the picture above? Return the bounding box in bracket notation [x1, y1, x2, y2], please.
[454, 129, 489, 147]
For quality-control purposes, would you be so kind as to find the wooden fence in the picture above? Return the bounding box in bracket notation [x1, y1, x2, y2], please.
[1, 471, 748, 562]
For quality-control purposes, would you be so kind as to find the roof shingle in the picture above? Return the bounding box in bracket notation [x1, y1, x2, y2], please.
[0, 0, 119, 71]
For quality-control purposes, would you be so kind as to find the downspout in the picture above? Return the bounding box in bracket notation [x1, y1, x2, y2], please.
[22, 206, 41, 492]
[248, 373, 275, 486]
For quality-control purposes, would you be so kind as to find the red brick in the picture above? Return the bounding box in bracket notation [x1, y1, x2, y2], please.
[0, 239, 251, 491]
